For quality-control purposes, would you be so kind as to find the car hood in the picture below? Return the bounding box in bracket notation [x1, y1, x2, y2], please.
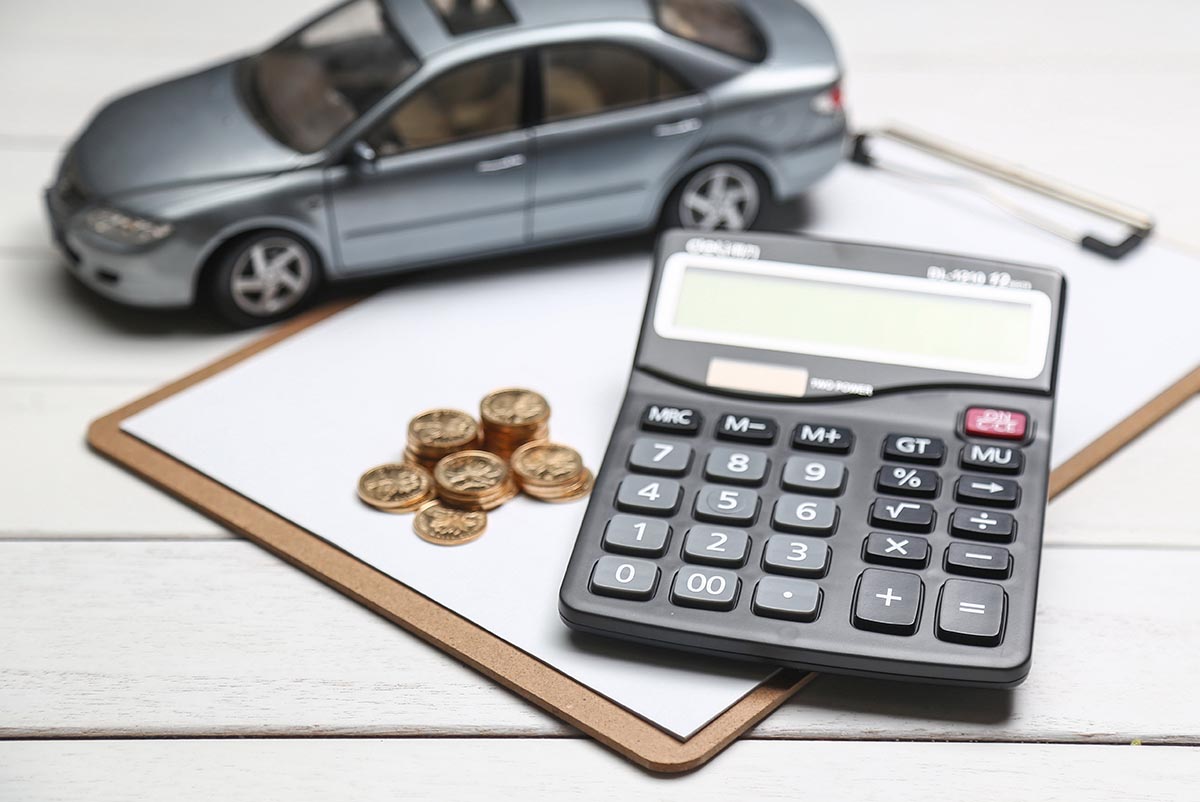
[71, 59, 304, 200]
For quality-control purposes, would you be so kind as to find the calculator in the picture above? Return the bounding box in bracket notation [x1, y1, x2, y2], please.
[559, 230, 1065, 687]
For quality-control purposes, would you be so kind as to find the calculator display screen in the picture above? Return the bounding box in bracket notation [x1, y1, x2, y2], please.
[654, 254, 1053, 380]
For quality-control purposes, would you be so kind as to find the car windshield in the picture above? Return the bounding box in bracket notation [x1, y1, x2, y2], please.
[246, 0, 420, 153]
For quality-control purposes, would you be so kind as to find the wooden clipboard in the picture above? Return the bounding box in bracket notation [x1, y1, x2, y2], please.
[87, 297, 1200, 773]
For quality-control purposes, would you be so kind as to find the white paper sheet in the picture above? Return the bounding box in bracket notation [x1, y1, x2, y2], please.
[123, 156, 1200, 740]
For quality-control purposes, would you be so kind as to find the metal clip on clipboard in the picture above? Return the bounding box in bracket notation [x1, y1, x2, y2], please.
[850, 126, 1155, 260]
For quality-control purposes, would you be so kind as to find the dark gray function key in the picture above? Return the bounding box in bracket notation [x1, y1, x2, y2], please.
[716, 412, 777, 444]
[949, 507, 1016, 542]
[771, 495, 839, 535]
[781, 457, 846, 496]
[960, 442, 1023, 475]
[602, 515, 671, 557]
[627, 437, 693, 477]
[882, 434, 945, 465]
[954, 474, 1020, 508]
[615, 476, 682, 516]
[640, 404, 700, 435]
[853, 568, 924, 635]
[693, 485, 760, 526]
[863, 532, 930, 568]
[671, 566, 740, 611]
[875, 465, 939, 499]
[682, 525, 750, 567]
[868, 498, 936, 533]
[762, 534, 830, 577]
[792, 422, 854, 454]
[589, 556, 659, 601]
[704, 447, 769, 485]
[752, 577, 822, 622]
[936, 579, 1006, 646]
[945, 542, 1012, 579]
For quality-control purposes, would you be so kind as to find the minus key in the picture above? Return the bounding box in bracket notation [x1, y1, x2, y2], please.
[945, 542, 1012, 579]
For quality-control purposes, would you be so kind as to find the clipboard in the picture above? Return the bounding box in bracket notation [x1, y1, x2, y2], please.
[87, 132, 1200, 772]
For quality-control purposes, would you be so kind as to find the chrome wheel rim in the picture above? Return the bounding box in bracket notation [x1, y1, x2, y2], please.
[679, 164, 760, 231]
[230, 236, 313, 317]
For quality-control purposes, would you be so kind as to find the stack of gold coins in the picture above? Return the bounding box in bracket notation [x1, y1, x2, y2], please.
[480, 388, 550, 458]
[433, 450, 519, 511]
[405, 408, 480, 469]
[511, 442, 594, 503]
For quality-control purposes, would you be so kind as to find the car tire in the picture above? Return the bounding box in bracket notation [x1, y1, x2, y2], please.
[663, 162, 768, 232]
[206, 231, 322, 328]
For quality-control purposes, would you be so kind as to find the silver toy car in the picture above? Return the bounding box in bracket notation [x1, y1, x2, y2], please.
[46, 0, 845, 325]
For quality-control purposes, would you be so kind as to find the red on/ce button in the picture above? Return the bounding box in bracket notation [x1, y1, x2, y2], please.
[964, 407, 1028, 440]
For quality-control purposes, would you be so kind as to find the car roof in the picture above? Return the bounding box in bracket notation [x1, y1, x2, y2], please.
[381, 0, 653, 58]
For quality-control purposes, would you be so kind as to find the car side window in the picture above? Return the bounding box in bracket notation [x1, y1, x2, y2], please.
[367, 53, 524, 156]
[540, 43, 691, 124]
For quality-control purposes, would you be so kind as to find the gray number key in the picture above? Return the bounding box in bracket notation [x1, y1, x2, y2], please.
[682, 525, 750, 567]
[602, 515, 671, 556]
[704, 447, 769, 485]
[627, 437, 692, 477]
[762, 534, 830, 577]
[771, 494, 839, 535]
[615, 476, 682, 516]
[693, 485, 760, 526]
[781, 457, 846, 496]
[589, 556, 659, 601]
[670, 566, 740, 611]
[752, 576, 822, 622]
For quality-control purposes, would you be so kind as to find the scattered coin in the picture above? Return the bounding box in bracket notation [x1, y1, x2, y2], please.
[511, 441, 594, 502]
[357, 463, 437, 513]
[413, 503, 488, 546]
[434, 450, 520, 511]
[406, 408, 480, 468]
[480, 388, 550, 458]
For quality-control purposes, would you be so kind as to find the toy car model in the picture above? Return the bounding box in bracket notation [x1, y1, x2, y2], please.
[45, 0, 845, 325]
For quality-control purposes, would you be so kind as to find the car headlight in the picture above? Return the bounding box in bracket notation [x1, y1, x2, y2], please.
[82, 207, 174, 246]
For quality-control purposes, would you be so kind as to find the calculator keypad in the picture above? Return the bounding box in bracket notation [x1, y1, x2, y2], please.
[570, 394, 1049, 686]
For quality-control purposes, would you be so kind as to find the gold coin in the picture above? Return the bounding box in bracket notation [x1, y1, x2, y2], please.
[357, 463, 435, 512]
[511, 442, 584, 487]
[408, 409, 479, 450]
[523, 468, 595, 503]
[480, 388, 550, 428]
[434, 450, 510, 496]
[413, 503, 487, 546]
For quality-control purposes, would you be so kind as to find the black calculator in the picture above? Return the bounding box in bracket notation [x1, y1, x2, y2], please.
[559, 230, 1065, 687]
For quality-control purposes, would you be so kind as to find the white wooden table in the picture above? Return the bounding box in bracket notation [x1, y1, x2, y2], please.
[2, 1, 1198, 798]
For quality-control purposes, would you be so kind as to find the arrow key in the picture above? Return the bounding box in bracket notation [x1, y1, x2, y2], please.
[954, 474, 1020, 507]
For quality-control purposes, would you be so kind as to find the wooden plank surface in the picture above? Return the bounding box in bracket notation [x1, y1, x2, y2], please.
[2, 740, 1195, 802]
[3, 541, 1197, 743]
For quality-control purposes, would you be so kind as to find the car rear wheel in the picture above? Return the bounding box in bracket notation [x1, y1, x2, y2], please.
[666, 163, 764, 232]
[208, 231, 320, 327]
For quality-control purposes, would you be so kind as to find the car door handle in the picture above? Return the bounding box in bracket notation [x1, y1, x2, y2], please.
[476, 154, 526, 173]
[653, 118, 703, 137]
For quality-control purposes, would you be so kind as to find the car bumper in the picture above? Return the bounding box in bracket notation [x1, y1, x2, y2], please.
[44, 189, 197, 308]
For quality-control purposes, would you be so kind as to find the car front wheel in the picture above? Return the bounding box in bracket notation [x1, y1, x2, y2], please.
[666, 163, 765, 232]
[208, 231, 320, 327]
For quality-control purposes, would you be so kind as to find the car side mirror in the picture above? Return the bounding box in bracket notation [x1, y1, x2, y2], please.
[349, 141, 379, 173]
